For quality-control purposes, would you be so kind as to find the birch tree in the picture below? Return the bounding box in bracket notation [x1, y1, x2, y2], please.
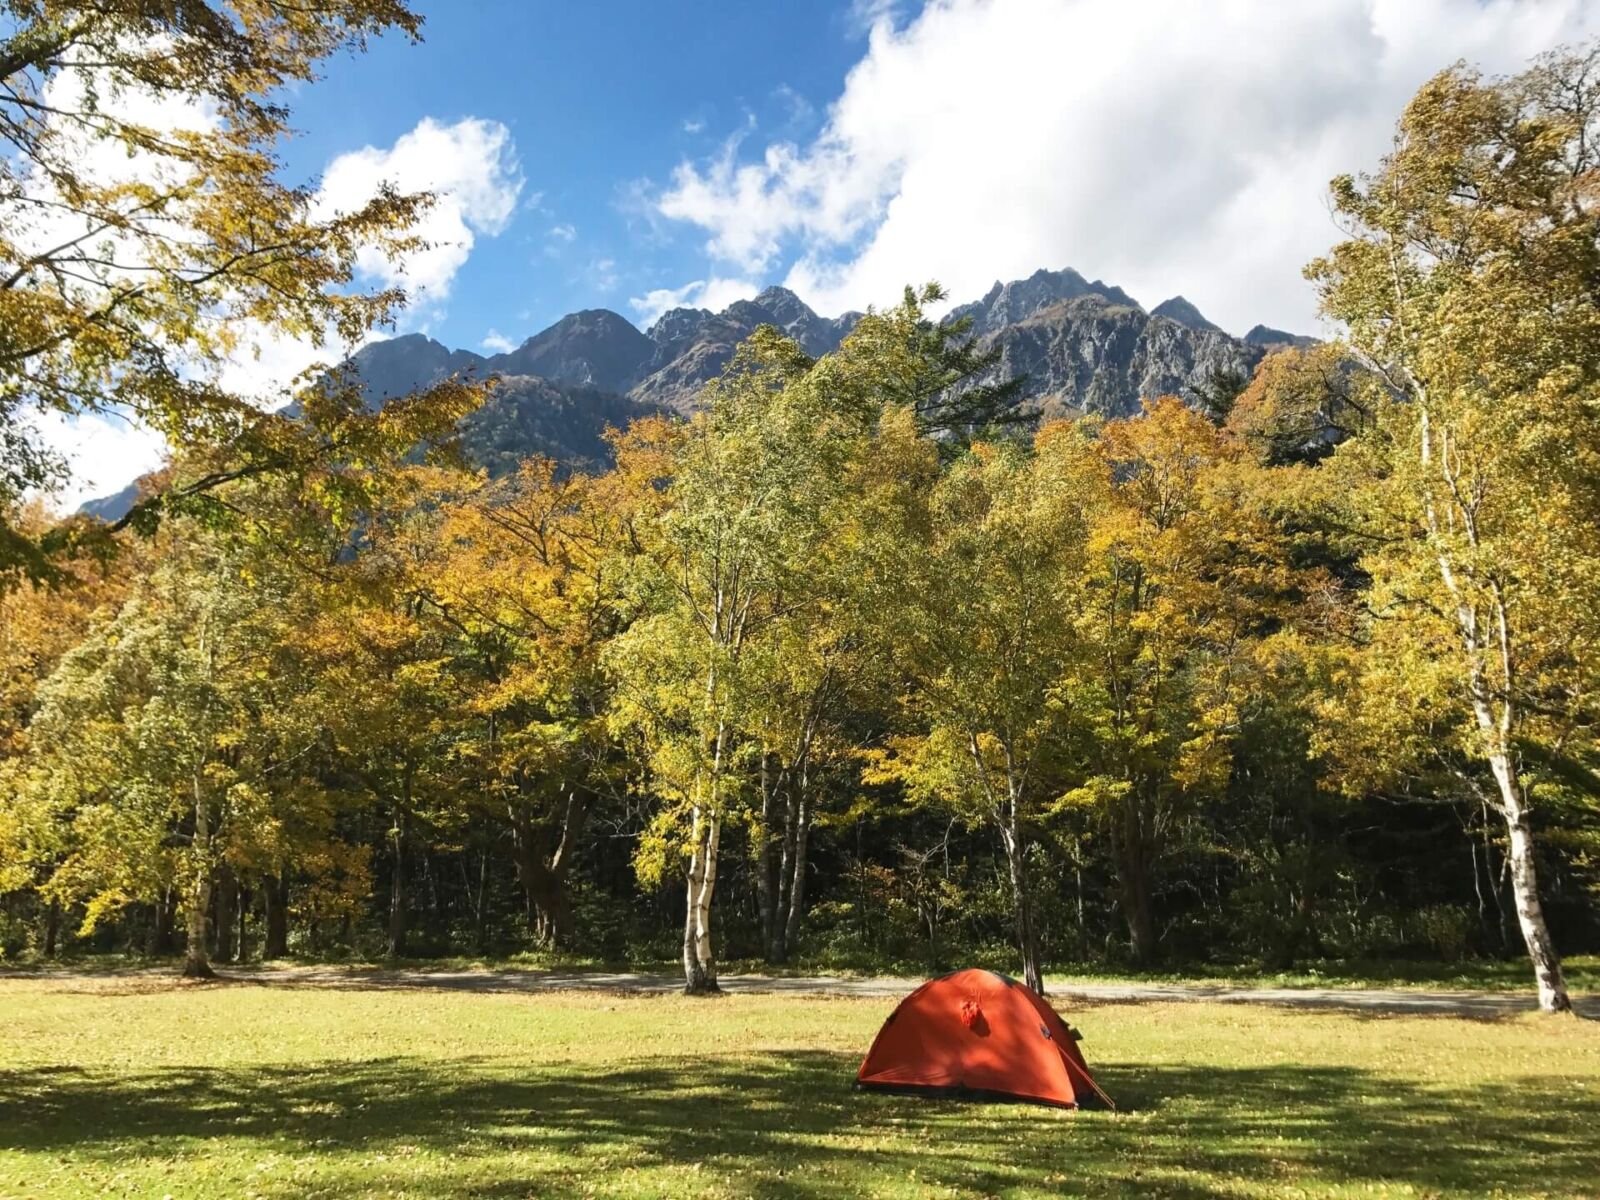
[861, 416, 1101, 992]
[1308, 47, 1600, 1012]
[606, 331, 871, 993]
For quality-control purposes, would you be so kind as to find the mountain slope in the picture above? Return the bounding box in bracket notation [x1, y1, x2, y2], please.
[953, 274, 1265, 419]
[631, 286, 862, 412]
[80, 268, 1311, 519]
[485, 309, 654, 393]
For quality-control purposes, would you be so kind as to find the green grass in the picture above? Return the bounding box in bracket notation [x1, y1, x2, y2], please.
[1, 977, 1597, 1198]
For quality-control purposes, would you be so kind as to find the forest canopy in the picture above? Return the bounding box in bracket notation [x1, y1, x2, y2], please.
[1, 36, 1597, 1016]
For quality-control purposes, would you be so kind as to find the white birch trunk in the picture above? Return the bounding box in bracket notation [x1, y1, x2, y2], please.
[1420, 406, 1570, 1014]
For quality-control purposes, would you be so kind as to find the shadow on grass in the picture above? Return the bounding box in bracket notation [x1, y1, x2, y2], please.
[2, 1052, 1595, 1198]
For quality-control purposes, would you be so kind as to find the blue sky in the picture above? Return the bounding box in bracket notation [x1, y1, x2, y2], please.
[41, 0, 1600, 503]
[279, 1, 876, 348]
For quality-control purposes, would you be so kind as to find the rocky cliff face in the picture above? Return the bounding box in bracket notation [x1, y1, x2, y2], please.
[631, 286, 861, 412]
[81, 268, 1311, 518]
[315, 270, 1282, 431]
[951, 272, 1266, 419]
[947, 267, 1140, 338]
[486, 309, 655, 394]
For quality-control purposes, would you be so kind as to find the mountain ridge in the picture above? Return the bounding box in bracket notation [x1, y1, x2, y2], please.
[81, 271, 1312, 518]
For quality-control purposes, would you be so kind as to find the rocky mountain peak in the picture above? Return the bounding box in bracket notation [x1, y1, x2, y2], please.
[488, 308, 654, 393]
[752, 285, 811, 323]
[1244, 323, 1318, 350]
[83, 263, 1317, 523]
[647, 306, 714, 345]
[1150, 295, 1221, 333]
[951, 266, 1142, 338]
[336, 333, 484, 410]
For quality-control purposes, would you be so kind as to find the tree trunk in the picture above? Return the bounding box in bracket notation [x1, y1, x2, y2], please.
[148, 889, 175, 956]
[237, 884, 249, 963]
[212, 866, 236, 965]
[1491, 758, 1571, 1013]
[182, 787, 214, 979]
[387, 804, 407, 959]
[1419, 404, 1569, 1014]
[507, 795, 587, 951]
[1117, 792, 1158, 966]
[682, 804, 722, 995]
[756, 750, 781, 961]
[782, 783, 811, 956]
[182, 878, 214, 978]
[43, 898, 59, 958]
[473, 849, 490, 956]
[999, 814, 1043, 994]
[262, 871, 289, 959]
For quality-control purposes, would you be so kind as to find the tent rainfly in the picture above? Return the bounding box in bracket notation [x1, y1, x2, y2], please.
[854, 968, 1114, 1109]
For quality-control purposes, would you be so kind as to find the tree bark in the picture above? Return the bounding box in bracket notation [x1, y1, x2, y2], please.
[782, 783, 811, 956]
[507, 788, 590, 950]
[1116, 790, 1158, 965]
[473, 849, 490, 956]
[756, 750, 781, 961]
[682, 804, 722, 994]
[43, 898, 59, 958]
[182, 879, 213, 977]
[262, 871, 289, 959]
[387, 803, 407, 959]
[1493, 757, 1571, 1013]
[212, 865, 236, 964]
[1419, 403, 1569, 1013]
[148, 888, 175, 956]
[236, 884, 249, 963]
[182, 783, 214, 979]
[999, 814, 1043, 994]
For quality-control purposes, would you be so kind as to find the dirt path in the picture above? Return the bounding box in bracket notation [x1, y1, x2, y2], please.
[191, 964, 1598, 1017]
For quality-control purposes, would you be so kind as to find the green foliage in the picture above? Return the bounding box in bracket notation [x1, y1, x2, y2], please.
[0, 0, 485, 584]
[4, 46, 1600, 1003]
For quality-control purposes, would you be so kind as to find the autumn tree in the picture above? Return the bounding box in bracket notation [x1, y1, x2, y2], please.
[820, 283, 1027, 439]
[302, 473, 469, 960]
[1226, 344, 1375, 466]
[418, 457, 633, 948]
[1066, 398, 1305, 964]
[0, 0, 481, 582]
[606, 331, 875, 993]
[1308, 46, 1600, 1012]
[12, 521, 326, 976]
[859, 413, 1101, 992]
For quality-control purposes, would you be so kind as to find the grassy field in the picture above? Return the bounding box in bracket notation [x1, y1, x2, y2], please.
[1, 977, 1597, 1199]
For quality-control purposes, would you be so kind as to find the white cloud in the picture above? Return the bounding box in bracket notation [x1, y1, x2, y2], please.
[29, 409, 169, 512]
[588, 257, 620, 293]
[481, 329, 517, 354]
[628, 277, 760, 327]
[548, 222, 578, 243]
[772, 84, 816, 129]
[847, 0, 907, 37]
[654, 0, 1600, 335]
[317, 116, 523, 309]
[683, 118, 706, 134]
[203, 117, 523, 404]
[27, 106, 522, 506]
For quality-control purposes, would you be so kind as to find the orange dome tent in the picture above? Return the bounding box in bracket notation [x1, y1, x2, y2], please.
[855, 968, 1114, 1109]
